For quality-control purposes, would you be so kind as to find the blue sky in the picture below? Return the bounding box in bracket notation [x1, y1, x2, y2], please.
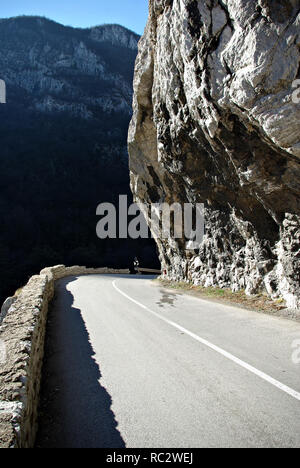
[0, 0, 149, 35]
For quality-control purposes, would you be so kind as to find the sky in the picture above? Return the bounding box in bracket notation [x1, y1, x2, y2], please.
[0, 0, 149, 35]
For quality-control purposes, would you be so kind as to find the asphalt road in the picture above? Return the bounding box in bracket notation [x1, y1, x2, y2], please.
[36, 275, 300, 448]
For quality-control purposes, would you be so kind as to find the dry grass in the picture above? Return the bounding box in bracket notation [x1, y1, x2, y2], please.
[156, 278, 299, 321]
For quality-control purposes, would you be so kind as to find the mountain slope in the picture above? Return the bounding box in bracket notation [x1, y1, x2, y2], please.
[0, 16, 139, 116]
[0, 16, 158, 303]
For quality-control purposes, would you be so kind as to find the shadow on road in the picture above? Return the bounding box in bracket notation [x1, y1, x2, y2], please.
[156, 289, 178, 308]
[36, 276, 126, 448]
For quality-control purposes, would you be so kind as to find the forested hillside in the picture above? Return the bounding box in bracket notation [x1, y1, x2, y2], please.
[0, 16, 159, 303]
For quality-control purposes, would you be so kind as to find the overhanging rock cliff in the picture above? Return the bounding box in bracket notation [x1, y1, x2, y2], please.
[128, 0, 300, 309]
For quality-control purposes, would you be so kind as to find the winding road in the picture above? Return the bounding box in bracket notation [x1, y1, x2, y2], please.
[36, 275, 300, 448]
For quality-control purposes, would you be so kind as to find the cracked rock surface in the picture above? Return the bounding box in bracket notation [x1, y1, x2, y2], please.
[128, 0, 300, 309]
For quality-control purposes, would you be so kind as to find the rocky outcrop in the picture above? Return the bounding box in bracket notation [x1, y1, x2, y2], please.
[128, 0, 300, 309]
[0, 265, 129, 448]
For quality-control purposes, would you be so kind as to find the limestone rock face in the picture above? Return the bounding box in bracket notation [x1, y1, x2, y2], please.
[128, 0, 300, 309]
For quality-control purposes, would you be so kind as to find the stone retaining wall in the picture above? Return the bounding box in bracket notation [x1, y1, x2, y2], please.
[0, 265, 130, 448]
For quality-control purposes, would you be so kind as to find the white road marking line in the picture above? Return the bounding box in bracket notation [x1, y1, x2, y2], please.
[112, 280, 300, 402]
